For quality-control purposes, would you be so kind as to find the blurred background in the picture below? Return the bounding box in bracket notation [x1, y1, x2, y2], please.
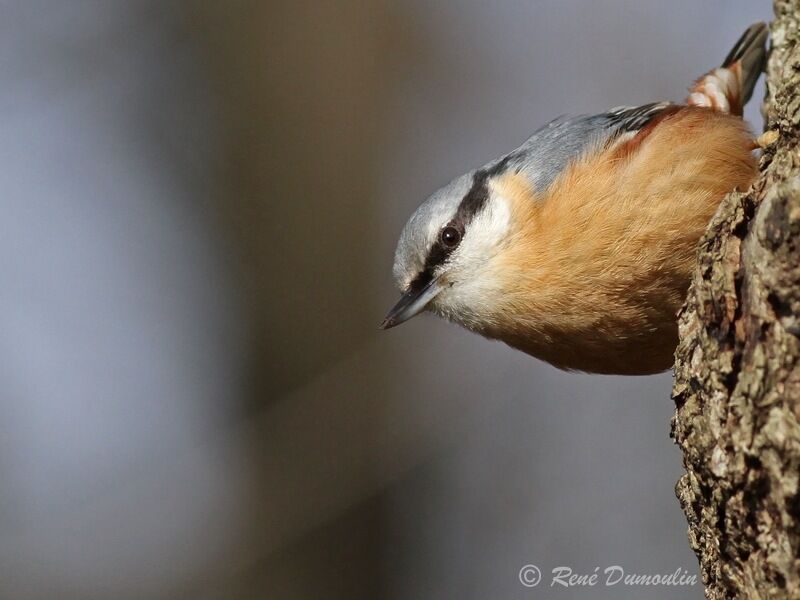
[0, 1, 771, 599]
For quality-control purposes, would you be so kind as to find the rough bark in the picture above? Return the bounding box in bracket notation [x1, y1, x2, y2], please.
[671, 3, 800, 598]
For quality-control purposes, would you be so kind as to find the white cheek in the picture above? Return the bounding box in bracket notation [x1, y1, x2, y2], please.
[460, 195, 512, 261]
[434, 196, 512, 325]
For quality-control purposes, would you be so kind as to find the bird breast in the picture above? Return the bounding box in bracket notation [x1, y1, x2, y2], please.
[466, 106, 757, 374]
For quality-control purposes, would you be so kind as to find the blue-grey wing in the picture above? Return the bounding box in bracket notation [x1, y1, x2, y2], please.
[498, 102, 674, 192]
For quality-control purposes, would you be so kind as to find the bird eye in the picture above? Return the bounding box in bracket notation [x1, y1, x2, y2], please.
[440, 226, 462, 248]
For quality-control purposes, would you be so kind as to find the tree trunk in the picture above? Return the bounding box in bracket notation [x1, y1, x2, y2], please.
[671, 2, 800, 598]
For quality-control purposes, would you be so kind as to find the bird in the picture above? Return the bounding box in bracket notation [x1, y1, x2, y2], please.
[380, 23, 768, 375]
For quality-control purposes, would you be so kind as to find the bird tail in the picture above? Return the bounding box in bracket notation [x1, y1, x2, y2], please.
[687, 22, 768, 116]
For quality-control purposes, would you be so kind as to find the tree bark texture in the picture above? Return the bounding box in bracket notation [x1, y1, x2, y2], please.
[671, 2, 800, 598]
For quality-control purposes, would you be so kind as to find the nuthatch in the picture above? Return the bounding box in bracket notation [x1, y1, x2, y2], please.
[381, 23, 768, 375]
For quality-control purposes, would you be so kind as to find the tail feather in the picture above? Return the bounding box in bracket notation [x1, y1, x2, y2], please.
[687, 22, 768, 115]
[723, 22, 769, 105]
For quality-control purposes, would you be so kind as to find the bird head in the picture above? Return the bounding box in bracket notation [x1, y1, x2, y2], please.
[381, 161, 515, 331]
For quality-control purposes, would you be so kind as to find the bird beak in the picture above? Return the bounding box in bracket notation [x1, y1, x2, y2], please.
[379, 278, 442, 330]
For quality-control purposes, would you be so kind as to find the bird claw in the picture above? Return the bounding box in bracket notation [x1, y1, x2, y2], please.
[756, 129, 779, 148]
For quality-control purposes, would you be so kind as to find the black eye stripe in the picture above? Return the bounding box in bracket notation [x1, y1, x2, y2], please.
[407, 156, 513, 292]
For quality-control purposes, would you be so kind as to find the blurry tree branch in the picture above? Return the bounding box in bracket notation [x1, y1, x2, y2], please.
[671, 1, 800, 597]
